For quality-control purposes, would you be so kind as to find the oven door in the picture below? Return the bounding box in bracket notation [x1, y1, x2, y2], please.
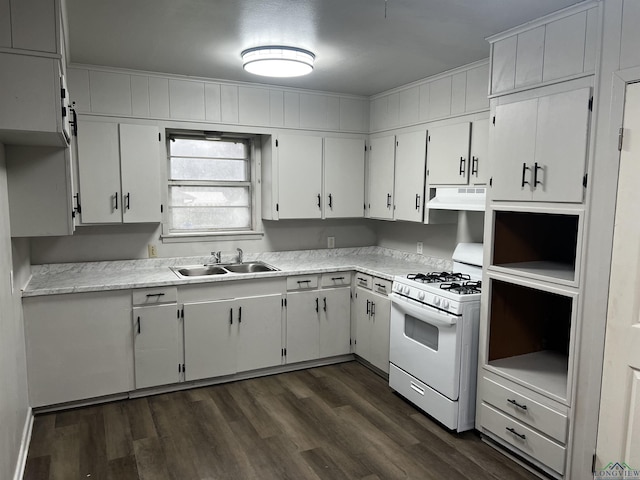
[389, 294, 463, 400]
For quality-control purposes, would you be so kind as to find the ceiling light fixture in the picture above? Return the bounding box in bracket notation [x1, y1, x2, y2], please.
[241, 46, 315, 78]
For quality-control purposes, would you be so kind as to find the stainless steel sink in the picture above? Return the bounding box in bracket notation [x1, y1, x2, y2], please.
[170, 265, 228, 278]
[223, 262, 279, 273]
[170, 261, 279, 278]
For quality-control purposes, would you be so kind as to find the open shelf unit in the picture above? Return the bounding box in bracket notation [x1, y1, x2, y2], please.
[489, 209, 582, 286]
[486, 276, 577, 404]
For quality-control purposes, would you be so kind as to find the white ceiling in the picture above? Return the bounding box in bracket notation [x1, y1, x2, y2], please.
[66, 0, 584, 97]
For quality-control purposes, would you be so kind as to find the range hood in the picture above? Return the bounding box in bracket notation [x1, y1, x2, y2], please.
[427, 187, 486, 211]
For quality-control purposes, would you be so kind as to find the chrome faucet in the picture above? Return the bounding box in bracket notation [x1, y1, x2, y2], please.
[236, 248, 243, 263]
[210, 251, 221, 264]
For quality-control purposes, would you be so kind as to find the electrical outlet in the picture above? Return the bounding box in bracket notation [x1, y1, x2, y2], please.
[416, 241, 423, 254]
[328, 236, 335, 248]
[148, 244, 158, 258]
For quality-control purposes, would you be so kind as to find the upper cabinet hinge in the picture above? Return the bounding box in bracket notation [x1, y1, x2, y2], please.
[427, 135, 430, 142]
[592, 453, 596, 473]
[275, 139, 279, 147]
[492, 115, 496, 125]
[618, 127, 624, 151]
[589, 96, 594, 111]
[583, 173, 588, 188]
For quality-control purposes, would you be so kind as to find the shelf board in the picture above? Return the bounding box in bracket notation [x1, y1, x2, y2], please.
[488, 350, 568, 402]
[492, 261, 575, 283]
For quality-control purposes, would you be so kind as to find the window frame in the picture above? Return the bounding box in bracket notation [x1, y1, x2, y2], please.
[161, 130, 262, 241]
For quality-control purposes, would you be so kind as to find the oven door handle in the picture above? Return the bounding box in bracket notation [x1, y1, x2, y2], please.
[391, 294, 458, 327]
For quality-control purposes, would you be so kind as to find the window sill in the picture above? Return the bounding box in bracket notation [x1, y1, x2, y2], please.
[161, 231, 264, 243]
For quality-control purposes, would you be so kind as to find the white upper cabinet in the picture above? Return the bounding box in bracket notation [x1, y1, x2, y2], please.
[275, 134, 323, 219]
[0, 54, 68, 146]
[470, 119, 490, 185]
[394, 131, 426, 222]
[324, 137, 365, 218]
[426, 123, 471, 186]
[488, 3, 599, 96]
[490, 88, 591, 203]
[77, 120, 161, 224]
[6, 145, 76, 237]
[367, 135, 396, 220]
[9, 0, 59, 54]
[262, 134, 365, 220]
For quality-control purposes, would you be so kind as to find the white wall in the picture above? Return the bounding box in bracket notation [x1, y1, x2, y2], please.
[29, 218, 377, 264]
[374, 211, 484, 259]
[0, 144, 30, 480]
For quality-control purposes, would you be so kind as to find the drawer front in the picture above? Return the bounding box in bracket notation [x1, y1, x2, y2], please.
[287, 275, 319, 291]
[372, 278, 392, 295]
[482, 376, 568, 443]
[132, 286, 177, 305]
[481, 403, 566, 475]
[354, 273, 372, 289]
[321, 272, 352, 288]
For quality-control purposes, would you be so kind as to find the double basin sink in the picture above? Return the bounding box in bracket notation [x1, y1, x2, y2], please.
[170, 261, 279, 279]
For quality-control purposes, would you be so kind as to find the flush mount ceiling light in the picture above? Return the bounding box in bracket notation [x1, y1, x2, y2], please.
[241, 46, 315, 78]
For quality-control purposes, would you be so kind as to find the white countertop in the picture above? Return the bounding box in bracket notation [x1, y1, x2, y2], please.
[23, 247, 452, 297]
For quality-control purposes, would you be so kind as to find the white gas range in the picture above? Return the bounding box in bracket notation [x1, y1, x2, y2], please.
[389, 243, 483, 432]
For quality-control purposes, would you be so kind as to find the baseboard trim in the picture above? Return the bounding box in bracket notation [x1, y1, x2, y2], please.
[13, 407, 33, 480]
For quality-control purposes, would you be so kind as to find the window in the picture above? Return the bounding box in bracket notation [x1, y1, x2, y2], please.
[167, 134, 253, 234]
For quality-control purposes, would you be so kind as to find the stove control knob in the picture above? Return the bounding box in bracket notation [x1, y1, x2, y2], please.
[442, 300, 450, 310]
[434, 297, 441, 306]
[404, 286, 411, 295]
[418, 291, 425, 301]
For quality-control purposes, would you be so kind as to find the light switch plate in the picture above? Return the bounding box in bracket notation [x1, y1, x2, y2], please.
[328, 236, 335, 248]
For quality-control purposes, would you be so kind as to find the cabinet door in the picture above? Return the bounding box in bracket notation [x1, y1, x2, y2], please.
[470, 119, 490, 185]
[319, 287, 351, 358]
[353, 287, 372, 361]
[184, 299, 237, 381]
[6, 145, 75, 236]
[368, 135, 395, 220]
[133, 304, 181, 389]
[427, 122, 471, 185]
[23, 291, 133, 408]
[120, 124, 161, 223]
[532, 88, 590, 203]
[491, 99, 537, 201]
[394, 130, 426, 222]
[324, 137, 365, 218]
[77, 121, 122, 223]
[277, 134, 323, 219]
[369, 293, 391, 374]
[236, 294, 283, 372]
[286, 291, 320, 363]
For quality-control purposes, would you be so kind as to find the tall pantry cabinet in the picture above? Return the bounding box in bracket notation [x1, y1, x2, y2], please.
[476, 2, 600, 479]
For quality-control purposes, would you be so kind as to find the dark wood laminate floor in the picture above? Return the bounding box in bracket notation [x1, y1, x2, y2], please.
[24, 361, 539, 480]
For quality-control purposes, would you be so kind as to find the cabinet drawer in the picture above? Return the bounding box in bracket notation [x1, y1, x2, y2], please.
[482, 375, 568, 443]
[481, 403, 566, 475]
[132, 286, 177, 306]
[372, 278, 392, 295]
[354, 273, 372, 289]
[287, 275, 319, 290]
[321, 272, 352, 288]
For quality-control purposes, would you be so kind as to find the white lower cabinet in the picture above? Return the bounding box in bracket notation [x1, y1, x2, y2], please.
[23, 290, 134, 408]
[319, 287, 351, 358]
[286, 290, 321, 363]
[183, 293, 283, 381]
[133, 303, 182, 389]
[285, 273, 351, 364]
[353, 284, 391, 373]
